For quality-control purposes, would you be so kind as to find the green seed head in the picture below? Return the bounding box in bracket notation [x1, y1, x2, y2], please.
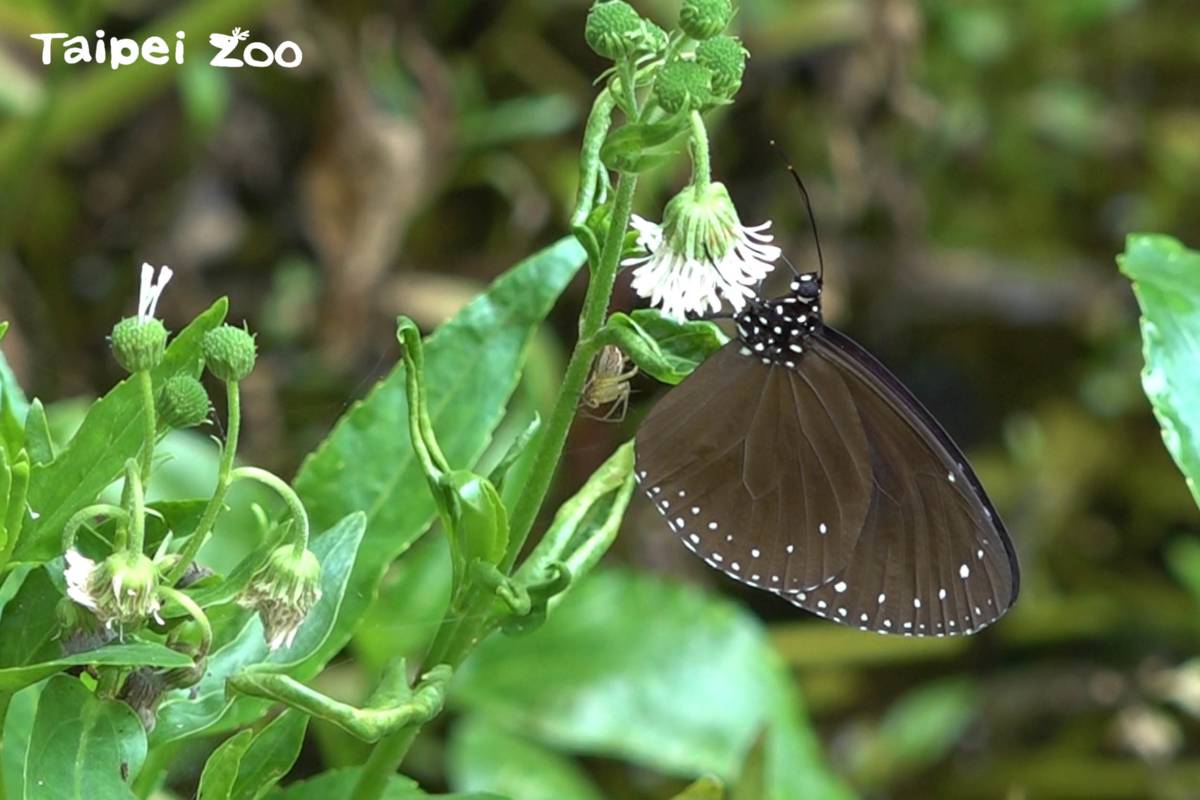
[654, 60, 714, 114]
[585, 1, 645, 59]
[111, 317, 168, 373]
[696, 35, 748, 98]
[679, 0, 733, 40]
[158, 375, 211, 428]
[202, 324, 257, 382]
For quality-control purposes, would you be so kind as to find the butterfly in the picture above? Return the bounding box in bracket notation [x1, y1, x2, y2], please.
[633, 189, 1018, 637]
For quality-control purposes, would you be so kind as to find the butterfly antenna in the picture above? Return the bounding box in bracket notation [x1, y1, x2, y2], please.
[769, 139, 825, 282]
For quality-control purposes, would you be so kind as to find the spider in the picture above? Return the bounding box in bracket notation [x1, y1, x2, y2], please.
[580, 345, 638, 422]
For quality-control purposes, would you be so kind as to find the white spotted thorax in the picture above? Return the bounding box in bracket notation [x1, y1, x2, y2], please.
[734, 272, 822, 366]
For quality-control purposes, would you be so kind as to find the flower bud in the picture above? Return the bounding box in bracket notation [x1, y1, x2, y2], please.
[585, 1, 644, 60]
[238, 544, 322, 651]
[695, 35, 747, 99]
[119, 668, 166, 731]
[158, 375, 211, 429]
[679, 0, 733, 40]
[653, 60, 714, 114]
[203, 324, 257, 382]
[65, 549, 162, 631]
[111, 317, 168, 373]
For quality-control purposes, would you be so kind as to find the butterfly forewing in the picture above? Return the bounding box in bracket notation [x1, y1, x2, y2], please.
[774, 329, 1018, 635]
[635, 343, 875, 592]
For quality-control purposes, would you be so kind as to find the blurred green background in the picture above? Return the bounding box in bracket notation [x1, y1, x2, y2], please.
[2, 1, 1200, 798]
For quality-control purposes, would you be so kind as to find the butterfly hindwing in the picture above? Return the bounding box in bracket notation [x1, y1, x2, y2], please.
[774, 329, 1019, 636]
[635, 342, 875, 592]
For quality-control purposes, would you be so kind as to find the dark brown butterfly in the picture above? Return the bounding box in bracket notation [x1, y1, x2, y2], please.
[634, 258, 1019, 636]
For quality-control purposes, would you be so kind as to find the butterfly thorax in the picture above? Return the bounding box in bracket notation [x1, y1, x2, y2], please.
[734, 274, 823, 367]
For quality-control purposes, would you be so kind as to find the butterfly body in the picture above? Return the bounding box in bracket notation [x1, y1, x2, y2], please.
[634, 271, 1019, 637]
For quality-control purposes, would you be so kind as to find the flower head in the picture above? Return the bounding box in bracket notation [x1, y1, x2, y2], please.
[65, 549, 163, 631]
[624, 182, 781, 320]
[238, 544, 322, 651]
[111, 264, 173, 372]
[203, 324, 257, 382]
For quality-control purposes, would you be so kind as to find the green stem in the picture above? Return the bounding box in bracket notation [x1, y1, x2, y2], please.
[503, 171, 639, 572]
[136, 370, 156, 485]
[0, 690, 10, 800]
[165, 380, 240, 585]
[230, 466, 310, 549]
[351, 726, 422, 800]
[689, 110, 711, 189]
[60, 504, 127, 553]
[125, 461, 146, 554]
[159, 586, 212, 656]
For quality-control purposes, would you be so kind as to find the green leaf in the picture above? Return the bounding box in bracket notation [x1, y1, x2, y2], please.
[22, 398, 53, 465]
[850, 680, 977, 788]
[152, 512, 366, 745]
[2, 682, 42, 799]
[0, 641, 192, 693]
[269, 768, 509, 799]
[600, 118, 689, 173]
[352, 533, 451, 674]
[293, 238, 584, 672]
[452, 568, 844, 791]
[447, 715, 604, 800]
[198, 730, 255, 800]
[17, 298, 228, 562]
[602, 312, 727, 386]
[444, 471, 509, 590]
[22, 674, 147, 799]
[1118, 234, 1200, 508]
[674, 777, 725, 799]
[230, 710, 309, 799]
[0, 330, 27, 458]
[516, 441, 634, 593]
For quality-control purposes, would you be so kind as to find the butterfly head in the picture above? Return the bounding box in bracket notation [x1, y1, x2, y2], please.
[733, 272, 823, 366]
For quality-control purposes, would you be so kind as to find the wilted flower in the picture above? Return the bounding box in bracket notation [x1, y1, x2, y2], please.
[624, 181, 781, 320]
[65, 549, 163, 631]
[238, 544, 322, 651]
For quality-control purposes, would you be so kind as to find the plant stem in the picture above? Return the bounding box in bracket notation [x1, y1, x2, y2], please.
[136, 370, 156, 486]
[0, 690, 10, 800]
[125, 461, 146, 554]
[159, 587, 212, 656]
[503, 171, 639, 571]
[230, 466, 310, 549]
[165, 380, 240, 585]
[689, 110, 711, 189]
[350, 725, 421, 800]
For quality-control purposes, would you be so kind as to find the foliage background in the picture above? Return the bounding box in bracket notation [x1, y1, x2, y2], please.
[2, 0, 1199, 798]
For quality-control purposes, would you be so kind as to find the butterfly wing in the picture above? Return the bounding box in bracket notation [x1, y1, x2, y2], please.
[635, 342, 875, 591]
[775, 328, 1020, 636]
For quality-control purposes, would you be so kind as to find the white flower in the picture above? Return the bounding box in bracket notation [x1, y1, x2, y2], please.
[137, 263, 173, 323]
[623, 182, 781, 321]
[64, 548, 163, 630]
[64, 549, 99, 610]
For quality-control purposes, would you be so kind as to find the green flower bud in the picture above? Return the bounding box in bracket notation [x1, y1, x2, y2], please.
[202, 324, 257, 382]
[111, 317, 168, 373]
[158, 375, 211, 429]
[585, 1, 645, 60]
[65, 549, 162, 631]
[680, 0, 732, 40]
[695, 35, 748, 98]
[654, 60, 714, 114]
[238, 544, 322, 651]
